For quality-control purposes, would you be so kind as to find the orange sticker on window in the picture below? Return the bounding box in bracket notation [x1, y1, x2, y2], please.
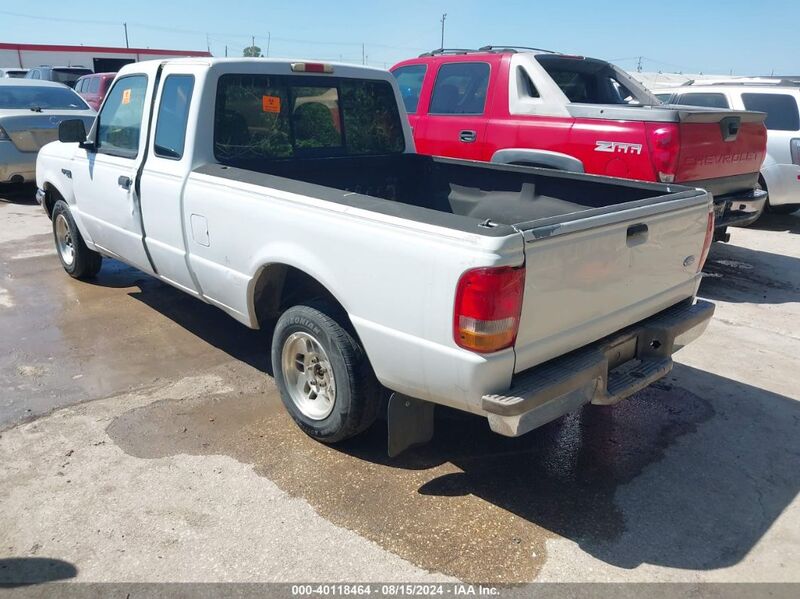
[122, 89, 132, 105]
[262, 95, 281, 113]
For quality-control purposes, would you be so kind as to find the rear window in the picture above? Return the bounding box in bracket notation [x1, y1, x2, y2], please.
[675, 93, 730, 109]
[214, 74, 405, 163]
[0, 85, 88, 110]
[535, 55, 653, 105]
[52, 68, 93, 86]
[89, 77, 101, 93]
[392, 64, 426, 114]
[741, 93, 800, 131]
[5, 70, 27, 78]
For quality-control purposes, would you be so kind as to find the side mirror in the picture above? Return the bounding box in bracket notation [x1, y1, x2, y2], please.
[58, 119, 88, 145]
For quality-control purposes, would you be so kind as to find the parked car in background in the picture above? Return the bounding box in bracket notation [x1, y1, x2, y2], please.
[654, 82, 800, 214]
[0, 68, 29, 79]
[391, 47, 769, 241]
[0, 79, 95, 184]
[37, 58, 715, 455]
[25, 66, 93, 88]
[74, 72, 115, 111]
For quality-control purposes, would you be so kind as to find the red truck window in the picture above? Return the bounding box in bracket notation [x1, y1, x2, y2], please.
[430, 62, 490, 115]
[393, 65, 426, 114]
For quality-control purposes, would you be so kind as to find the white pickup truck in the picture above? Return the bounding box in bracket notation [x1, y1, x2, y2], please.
[36, 58, 715, 455]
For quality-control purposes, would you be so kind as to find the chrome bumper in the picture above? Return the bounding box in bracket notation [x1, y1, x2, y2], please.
[483, 300, 715, 437]
[714, 188, 767, 229]
[35, 187, 46, 205]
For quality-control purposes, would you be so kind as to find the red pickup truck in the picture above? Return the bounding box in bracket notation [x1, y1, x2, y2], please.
[391, 47, 769, 240]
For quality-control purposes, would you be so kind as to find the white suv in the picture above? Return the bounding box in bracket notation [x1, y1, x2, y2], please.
[654, 81, 800, 214]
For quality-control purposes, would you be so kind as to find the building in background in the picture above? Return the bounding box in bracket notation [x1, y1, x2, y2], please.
[0, 43, 211, 73]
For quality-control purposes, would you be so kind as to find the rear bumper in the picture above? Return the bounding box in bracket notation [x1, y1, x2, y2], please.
[0, 141, 36, 183]
[713, 188, 767, 229]
[483, 299, 714, 437]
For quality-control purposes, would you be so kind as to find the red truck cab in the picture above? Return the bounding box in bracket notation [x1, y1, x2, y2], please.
[392, 47, 769, 238]
[74, 72, 115, 112]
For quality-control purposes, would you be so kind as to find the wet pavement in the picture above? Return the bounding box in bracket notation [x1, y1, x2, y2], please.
[1, 188, 799, 583]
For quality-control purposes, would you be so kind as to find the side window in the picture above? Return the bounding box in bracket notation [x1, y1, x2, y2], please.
[89, 77, 101, 94]
[154, 75, 195, 159]
[655, 93, 673, 103]
[517, 67, 539, 98]
[31, 70, 40, 80]
[742, 93, 800, 131]
[675, 93, 730, 109]
[96, 74, 148, 158]
[392, 65, 427, 114]
[429, 62, 490, 115]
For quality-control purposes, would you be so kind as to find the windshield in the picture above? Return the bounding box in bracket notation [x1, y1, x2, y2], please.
[535, 55, 658, 105]
[0, 85, 89, 110]
[52, 68, 93, 87]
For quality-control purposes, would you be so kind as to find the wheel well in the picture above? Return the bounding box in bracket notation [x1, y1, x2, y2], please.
[252, 264, 343, 328]
[43, 183, 64, 218]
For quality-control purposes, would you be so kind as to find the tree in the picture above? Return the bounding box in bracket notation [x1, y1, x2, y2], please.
[243, 45, 262, 57]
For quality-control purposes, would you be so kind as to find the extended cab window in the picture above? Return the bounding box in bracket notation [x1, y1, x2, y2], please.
[154, 75, 195, 159]
[675, 93, 730, 109]
[96, 75, 148, 158]
[429, 62, 490, 115]
[214, 74, 404, 163]
[89, 77, 101, 94]
[392, 65, 427, 114]
[742, 93, 800, 131]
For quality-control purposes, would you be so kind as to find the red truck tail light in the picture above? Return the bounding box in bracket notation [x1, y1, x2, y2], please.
[698, 208, 715, 273]
[646, 123, 681, 183]
[790, 138, 800, 166]
[453, 266, 525, 353]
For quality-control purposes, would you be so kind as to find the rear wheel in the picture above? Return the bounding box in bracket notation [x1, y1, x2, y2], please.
[52, 200, 102, 279]
[271, 301, 380, 443]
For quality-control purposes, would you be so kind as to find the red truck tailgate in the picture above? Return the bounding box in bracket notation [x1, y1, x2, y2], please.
[673, 110, 767, 184]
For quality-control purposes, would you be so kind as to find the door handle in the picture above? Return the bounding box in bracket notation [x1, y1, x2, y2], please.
[626, 223, 649, 246]
[118, 176, 132, 190]
[459, 130, 477, 143]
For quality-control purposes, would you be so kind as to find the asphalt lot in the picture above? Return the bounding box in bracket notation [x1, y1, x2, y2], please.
[0, 185, 798, 584]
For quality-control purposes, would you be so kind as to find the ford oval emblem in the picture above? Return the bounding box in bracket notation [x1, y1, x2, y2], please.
[683, 255, 696, 267]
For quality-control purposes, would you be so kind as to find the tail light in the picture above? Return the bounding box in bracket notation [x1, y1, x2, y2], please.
[0, 126, 9, 141]
[453, 266, 525, 353]
[791, 138, 800, 166]
[290, 62, 334, 74]
[697, 208, 715, 273]
[646, 123, 681, 183]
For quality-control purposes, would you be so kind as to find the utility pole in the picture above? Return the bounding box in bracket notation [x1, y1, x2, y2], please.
[225, 45, 228, 57]
[123, 22, 129, 48]
[362, 43, 365, 65]
[440, 13, 447, 49]
[266, 32, 271, 57]
[636, 56, 642, 73]
[206, 33, 211, 54]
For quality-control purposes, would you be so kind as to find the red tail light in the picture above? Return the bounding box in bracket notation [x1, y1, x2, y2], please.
[290, 62, 334, 74]
[646, 123, 681, 183]
[453, 266, 525, 353]
[697, 208, 715, 272]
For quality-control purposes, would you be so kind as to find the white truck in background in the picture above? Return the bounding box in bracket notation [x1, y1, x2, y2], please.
[36, 58, 715, 455]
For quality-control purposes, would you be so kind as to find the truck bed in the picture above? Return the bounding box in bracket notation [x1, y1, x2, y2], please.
[206, 153, 698, 231]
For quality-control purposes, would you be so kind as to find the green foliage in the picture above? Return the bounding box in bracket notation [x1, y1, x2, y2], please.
[243, 46, 262, 57]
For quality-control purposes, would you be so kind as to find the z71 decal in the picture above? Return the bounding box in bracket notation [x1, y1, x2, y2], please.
[595, 141, 643, 155]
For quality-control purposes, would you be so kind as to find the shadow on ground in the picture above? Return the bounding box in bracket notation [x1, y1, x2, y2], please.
[0, 183, 37, 204]
[108, 356, 800, 581]
[0, 558, 77, 586]
[748, 211, 800, 234]
[699, 241, 800, 304]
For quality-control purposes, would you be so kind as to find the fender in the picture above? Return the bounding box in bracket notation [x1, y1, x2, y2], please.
[491, 148, 584, 173]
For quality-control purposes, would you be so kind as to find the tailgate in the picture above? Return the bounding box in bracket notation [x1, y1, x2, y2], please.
[674, 109, 767, 184]
[513, 192, 710, 373]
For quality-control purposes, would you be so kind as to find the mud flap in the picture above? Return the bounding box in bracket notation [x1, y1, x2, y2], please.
[387, 393, 434, 457]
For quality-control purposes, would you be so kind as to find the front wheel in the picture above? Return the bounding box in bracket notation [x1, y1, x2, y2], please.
[271, 301, 380, 443]
[52, 200, 102, 279]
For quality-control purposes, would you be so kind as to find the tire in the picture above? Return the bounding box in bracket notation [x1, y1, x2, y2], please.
[52, 200, 102, 279]
[271, 301, 380, 443]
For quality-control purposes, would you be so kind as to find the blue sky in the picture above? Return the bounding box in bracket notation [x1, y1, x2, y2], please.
[1, 0, 797, 75]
